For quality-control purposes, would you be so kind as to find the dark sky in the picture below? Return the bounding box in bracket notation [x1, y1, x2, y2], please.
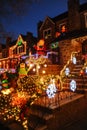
[1, 0, 87, 43]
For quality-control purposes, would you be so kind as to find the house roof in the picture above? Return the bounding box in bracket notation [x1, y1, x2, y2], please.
[38, 2, 87, 29]
[80, 2, 87, 12]
[9, 40, 17, 47]
[52, 2, 87, 22]
[52, 12, 68, 22]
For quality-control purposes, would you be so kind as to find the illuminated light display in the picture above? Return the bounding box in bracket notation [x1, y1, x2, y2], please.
[33, 68, 36, 72]
[80, 69, 84, 76]
[61, 25, 66, 33]
[33, 39, 46, 55]
[19, 63, 27, 78]
[1, 87, 14, 95]
[42, 70, 46, 74]
[50, 42, 59, 49]
[46, 79, 57, 98]
[18, 39, 22, 46]
[85, 67, 87, 74]
[72, 56, 77, 64]
[44, 64, 47, 67]
[11, 91, 30, 108]
[37, 65, 40, 69]
[70, 80, 76, 92]
[1, 79, 9, 89]
[55, 32, 61, 38]
[65, 67, 70, 76]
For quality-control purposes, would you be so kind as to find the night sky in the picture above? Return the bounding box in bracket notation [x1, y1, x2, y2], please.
[0, 0, 87, 43]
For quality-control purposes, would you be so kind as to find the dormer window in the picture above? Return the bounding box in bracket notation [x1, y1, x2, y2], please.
[43, 28, 51, 39]
[84, 12, 87, 28]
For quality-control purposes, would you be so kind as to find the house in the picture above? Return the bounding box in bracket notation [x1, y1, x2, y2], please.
[37, 0, 87, 64]
[0, 32, 37, 73]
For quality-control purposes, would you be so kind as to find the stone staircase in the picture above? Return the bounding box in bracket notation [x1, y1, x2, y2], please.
[28, 104, 53, 130]
[39, 65, 63, 75]
[63, 60, 87, 91]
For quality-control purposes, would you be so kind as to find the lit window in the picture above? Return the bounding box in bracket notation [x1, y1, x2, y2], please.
[43, 28, 51, 39]
[55, 32, 61, 38]
[59, 23, 67, 33]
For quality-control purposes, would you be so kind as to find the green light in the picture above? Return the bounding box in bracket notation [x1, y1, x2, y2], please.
[50, 42, 58, 49]
[2, 79, 8, 84]
[18, 40, 22, 46]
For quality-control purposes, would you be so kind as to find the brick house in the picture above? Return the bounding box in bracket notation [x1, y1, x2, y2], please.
[37, 0, 87, 65]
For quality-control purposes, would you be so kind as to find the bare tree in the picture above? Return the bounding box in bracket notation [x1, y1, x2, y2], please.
[0, 0, 40, 43]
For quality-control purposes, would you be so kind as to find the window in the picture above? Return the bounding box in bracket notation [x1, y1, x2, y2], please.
[84, 12, 87, 28]
[2, 50, 7, 58]
[18, 45, 24, 54]
[59, 23, 67, 33]
[43, 28, 51, 39]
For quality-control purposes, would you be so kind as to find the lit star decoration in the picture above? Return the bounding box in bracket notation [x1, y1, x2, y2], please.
[46, 79, 57, 98]
[70, 80, 76, 92]
[72, 56, 77, 64]
[65, 67, 70, 76]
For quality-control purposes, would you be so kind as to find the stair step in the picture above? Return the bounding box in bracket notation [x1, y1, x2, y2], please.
[28, 114, 47, 130]
[29, 105, 53, 120]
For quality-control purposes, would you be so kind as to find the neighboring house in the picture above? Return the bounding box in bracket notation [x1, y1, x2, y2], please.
[37, 0, 87, 64]
[0, 32, 37, 73]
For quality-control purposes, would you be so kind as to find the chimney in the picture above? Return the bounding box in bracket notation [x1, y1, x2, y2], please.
[67, 0, 81, 31]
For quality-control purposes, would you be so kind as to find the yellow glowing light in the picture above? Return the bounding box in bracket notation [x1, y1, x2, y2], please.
[30, 63, 34, 68]
[42, 70, 46, 74]
[37, 65, 40, 69]
[33, 68, 36, 72]
[37, 39, 44, 46]
[1, 88, 13, 95]
[44, 64, 47, 67]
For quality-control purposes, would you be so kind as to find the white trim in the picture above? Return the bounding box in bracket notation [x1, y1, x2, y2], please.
[39, 16, 55, 31]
